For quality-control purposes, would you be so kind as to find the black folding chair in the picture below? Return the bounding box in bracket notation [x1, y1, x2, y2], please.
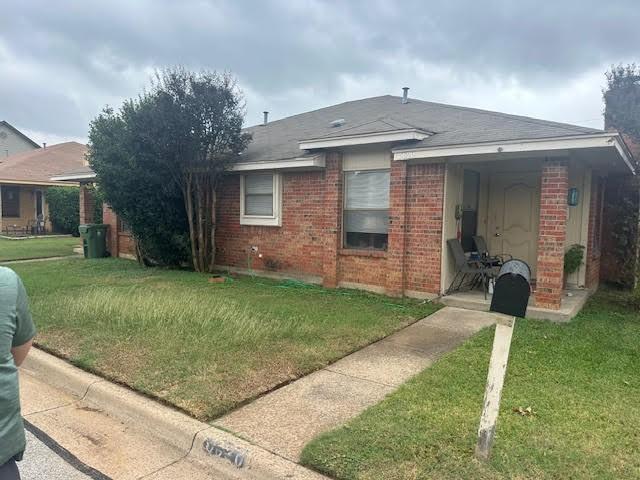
[446, 238, 494, 299]
[473, 235, 512, 268]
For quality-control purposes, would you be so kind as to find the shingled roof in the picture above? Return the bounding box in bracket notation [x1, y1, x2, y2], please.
[241, 95, 602, 164]
[0, 141, 87, 184]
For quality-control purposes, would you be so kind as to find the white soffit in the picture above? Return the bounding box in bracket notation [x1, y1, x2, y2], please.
[392, 133, 635, 173]
[50, 172, 97, 182]
[230, 155, 325, 172]
[299, 129, 430, 150]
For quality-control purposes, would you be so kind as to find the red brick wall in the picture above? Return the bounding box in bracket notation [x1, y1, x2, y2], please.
[323, 153, 342, 287]
[79, 184, 95, 225]
[586, 176, 604, 289]
[215, 170, 326, 278]
[338, 251, 388, 287]
[386, 160, 408, 295]
[103, 203, 118, 256]
[102, 203, 135, 258]
[214, 156, 447, 296]
[535, 161, 568, 309]
[404, 163, 445, 294]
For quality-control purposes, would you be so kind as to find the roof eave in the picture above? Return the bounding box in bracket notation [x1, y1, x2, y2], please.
[0, 179, 78, 187]
[299, 129, 431, 150]
[50, 172, 97, 182]
[230, 154, 326, 172]
[392, 133, 636, 174]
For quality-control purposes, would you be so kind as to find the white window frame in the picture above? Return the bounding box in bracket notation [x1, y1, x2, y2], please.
[342, 168, 390, 250]
[240, 172, 282, 226]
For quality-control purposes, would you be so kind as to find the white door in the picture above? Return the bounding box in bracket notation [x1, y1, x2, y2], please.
[488, 172, 540, 277]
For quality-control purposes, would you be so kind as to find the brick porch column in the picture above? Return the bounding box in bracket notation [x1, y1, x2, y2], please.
[79, 183, 95, 224]
[387, 160, 408, 296]
[103, 202, 119, 257]
[322, 153, 342, 288]
[535, 160, 568, 309]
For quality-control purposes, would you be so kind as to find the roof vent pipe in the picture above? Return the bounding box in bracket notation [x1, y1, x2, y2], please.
[402, 87, 409, 104]
[42, 142, 46, 149]
[263, 111, 269, 125]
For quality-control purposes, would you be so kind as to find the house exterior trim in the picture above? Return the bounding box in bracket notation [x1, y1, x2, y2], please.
[299, 129, 430, 150]
[393, 133, 636, 173]
[1, 179, 76, 187]
[231, 155, 325, 172]
[50, 172, 97, 182]
[239, 172, 283, 227]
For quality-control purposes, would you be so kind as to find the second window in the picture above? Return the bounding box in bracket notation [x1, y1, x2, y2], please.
[343, 170, 390, 250]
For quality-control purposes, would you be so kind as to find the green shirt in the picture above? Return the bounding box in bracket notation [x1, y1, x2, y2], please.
[0, 267, 35, 465]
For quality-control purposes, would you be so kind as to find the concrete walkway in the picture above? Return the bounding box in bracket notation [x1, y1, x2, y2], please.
[216, 306, 497, 461]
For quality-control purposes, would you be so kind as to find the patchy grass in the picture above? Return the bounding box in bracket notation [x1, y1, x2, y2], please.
[0, 236, 80, 261]
[301, 289, 640, 480]
[10, 258, 438, 420]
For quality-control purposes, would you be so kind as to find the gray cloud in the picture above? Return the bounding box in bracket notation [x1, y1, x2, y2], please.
[1, 0, 638, 143]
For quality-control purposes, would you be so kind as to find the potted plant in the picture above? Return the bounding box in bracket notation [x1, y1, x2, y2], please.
[564, 244, 585, 288]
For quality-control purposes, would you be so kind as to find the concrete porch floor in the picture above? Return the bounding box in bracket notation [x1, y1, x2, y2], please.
[440, 287, 591, 322]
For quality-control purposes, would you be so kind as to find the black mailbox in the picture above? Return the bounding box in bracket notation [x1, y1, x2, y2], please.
[489, 259, 531, 318]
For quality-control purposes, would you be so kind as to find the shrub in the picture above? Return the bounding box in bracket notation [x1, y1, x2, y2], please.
[564, 244, 585, 276]
[87, 68, 250, 269]
[47, 186, 104, 235]
[47, 186, 79, 234]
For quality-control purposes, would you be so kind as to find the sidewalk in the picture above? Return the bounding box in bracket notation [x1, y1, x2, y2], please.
[215, 307, 497, 461]
[19, 306, 497, 478]
[20, 351, 326, 479]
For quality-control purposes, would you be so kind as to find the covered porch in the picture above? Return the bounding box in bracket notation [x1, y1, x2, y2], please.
[393, 132, 635, 317]
[0, 183, 50, 236]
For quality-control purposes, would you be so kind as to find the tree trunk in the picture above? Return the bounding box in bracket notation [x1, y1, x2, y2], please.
[196, 175, 206, 272]
[184, 171, 218, 273]
[184, 173, 199, 272]
[209, 186, 217, 272]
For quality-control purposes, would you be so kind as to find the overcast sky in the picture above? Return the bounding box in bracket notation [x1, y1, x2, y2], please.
[2, 0, 639, 145]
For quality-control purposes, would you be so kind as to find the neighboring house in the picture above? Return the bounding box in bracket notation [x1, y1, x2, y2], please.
[50, 166, 136, 260]
[0, 142, 87, 234]
[0, 120, 41, 157]
[55, 91, 636, 314]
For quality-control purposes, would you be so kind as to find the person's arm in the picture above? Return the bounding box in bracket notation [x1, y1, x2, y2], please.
[11, 339, 33, 367]
[11, 275, 36, 367]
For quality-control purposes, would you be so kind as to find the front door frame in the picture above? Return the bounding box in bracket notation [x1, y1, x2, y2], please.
[486, 171, 541, 278]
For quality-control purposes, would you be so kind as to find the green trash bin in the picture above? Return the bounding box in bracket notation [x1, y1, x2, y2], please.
[78, 224, 108, 258]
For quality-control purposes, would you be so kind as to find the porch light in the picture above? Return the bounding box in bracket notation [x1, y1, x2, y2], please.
[568, 188, 579, 206]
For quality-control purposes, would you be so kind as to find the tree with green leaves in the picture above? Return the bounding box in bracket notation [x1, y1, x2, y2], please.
[88, 68, 251, 270]
[604, 63, 640, 138]
[602, 64, 640, 288]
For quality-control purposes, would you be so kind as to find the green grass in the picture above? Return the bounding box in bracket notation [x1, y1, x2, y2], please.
[301, 289, 640, 480]
[0, 236, 80, 261]
[10, 258, 438, 420]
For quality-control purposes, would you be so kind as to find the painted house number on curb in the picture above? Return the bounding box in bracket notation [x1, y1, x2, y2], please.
[202, 438, 247, 468]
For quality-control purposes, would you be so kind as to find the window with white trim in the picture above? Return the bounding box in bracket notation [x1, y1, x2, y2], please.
[343, 170, 390, 250]
[240, 173, 282, 226]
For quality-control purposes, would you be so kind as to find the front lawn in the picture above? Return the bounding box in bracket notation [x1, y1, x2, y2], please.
[11, 258, 437, 420]
[0, 236, 80, 262]
[301, 289, 640, 479]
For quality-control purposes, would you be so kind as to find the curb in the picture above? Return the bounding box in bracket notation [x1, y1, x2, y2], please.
[23, 348, 329, 480]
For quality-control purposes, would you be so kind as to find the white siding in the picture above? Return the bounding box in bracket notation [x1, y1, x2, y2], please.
[0, 124, 38, 157]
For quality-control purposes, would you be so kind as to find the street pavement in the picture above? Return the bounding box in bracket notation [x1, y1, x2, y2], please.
[19, 428, 106, 480]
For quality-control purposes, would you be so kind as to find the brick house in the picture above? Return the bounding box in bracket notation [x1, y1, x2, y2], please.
[51, 165, 136, 259]
[1, 141, 87, 235]
[55, 92, 636, 316]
